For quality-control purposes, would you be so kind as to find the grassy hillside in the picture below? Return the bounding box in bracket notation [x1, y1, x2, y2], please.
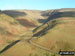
[0, 40, 59, 56]
[2, 10, 46, 27]
[0, 11, 26, 50]
[2, 10, 55, 26]
[0, 8, 75, 56]
[32, 9, 75, 53]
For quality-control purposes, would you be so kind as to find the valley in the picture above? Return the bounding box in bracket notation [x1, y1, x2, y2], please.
[0, 8, 75, 56]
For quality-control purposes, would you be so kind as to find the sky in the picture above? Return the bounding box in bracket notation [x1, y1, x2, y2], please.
[0, 0, 75, 10]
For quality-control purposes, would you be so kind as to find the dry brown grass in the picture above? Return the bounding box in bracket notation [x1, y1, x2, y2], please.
[0, 41, 55, 56]
[32, 18, 75, 52]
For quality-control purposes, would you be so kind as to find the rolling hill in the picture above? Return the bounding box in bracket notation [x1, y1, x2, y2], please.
[2, 10, 46, 27]
[0, 8, 75, 56]
[32, 8, 75, 52]
[0, 11, 26, 50]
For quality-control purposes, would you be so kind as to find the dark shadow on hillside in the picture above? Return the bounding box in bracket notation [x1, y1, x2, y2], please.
[2, 10, 26, 17]
[33, 25, 42, 33]
[44, 11, 75, 24]
[37, 19, 47, 23]
[33, 20, 57, 37]
[33, 11, 75, 37]
[0, 40, 20, 54]
[16, 19, 36, 27]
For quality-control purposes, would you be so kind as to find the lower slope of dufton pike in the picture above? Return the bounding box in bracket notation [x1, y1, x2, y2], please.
[32, 9, 75, 52]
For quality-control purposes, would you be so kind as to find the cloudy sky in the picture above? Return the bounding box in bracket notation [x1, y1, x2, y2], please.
[0, 0, 75, 10]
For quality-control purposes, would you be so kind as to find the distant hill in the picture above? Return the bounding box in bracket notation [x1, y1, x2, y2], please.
[2, 10, 56, 25]
[2, 10, 46, 26]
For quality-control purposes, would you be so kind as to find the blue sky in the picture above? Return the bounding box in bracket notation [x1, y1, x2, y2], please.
[0, 0, 75, 10]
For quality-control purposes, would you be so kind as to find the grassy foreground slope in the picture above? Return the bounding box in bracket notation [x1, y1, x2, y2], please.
[32, 9, 75, 52]
[0, 40, 59, 56]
